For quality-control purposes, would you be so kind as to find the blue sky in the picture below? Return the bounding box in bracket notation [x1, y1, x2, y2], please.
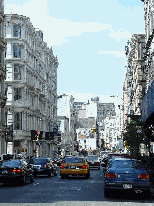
[4, 0, 144, 100]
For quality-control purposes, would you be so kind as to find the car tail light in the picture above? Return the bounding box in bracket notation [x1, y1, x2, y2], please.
[106, 173, 116, 178]
[44, 164, 48, 168]
[61, 165, 64, 169]
[138, 174, 149, 179]
[12, 169, 21, 173]
[82, 165, 86, 169]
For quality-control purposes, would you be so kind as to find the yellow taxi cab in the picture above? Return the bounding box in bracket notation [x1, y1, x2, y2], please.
[60, 156, 90, 179]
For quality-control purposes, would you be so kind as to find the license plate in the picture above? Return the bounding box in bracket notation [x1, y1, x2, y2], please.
[2, 170, 8, 174]
[71, 166, 76, 169]
[123, 184, 132, 189]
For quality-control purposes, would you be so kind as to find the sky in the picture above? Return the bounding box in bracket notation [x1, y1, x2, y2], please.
[4, 0, 145, 105]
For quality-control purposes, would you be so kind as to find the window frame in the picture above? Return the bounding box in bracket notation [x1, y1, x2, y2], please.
[14, 112, 22, 130]
[14, 65, 21, 80]
[14, 88, 22, 101]
[13, 25, 21, 38]
[13, 45, 21, 58]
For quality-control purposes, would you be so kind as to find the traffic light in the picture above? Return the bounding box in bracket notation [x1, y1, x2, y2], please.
[123, 140, 126, 147]
[36, 131, 40, 141]
[31, 130, 37, 140]
[39, 131, 43, 140]
[36, 135, 39, 141]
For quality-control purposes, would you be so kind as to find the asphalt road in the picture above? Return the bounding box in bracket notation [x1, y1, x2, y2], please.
[0, 166, 154, 205]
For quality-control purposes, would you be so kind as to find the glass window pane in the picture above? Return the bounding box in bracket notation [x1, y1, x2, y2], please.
[14, 65, 21, 80]
[13, 25, 21, 38]
[13, 45, 21, 58]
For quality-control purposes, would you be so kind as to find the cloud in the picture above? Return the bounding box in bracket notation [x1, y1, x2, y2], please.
[5, 0, 132, 47]
[99, 51, 126, 58]
[109, 29, 132, 41]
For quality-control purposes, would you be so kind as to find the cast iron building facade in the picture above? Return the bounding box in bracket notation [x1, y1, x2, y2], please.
[4, 14, 58, 157]
[0, 0, 6, 155]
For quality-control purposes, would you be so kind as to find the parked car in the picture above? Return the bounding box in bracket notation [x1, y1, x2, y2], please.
[104, 158, 150, 198]
[60, 157, 90, 179]
[56, 157, 62, 166]
[108, 153, 132, 159]
[51, 158, 57, 165]
[86, 155, 100, 169]
[102, 153, 132, 169]
[0, 159, 34, 185]
[33, 158, 57, 178]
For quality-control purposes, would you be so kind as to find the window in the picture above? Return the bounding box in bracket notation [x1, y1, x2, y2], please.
[13, 45, 21, 58]
[14, 112, 22, 130]
[13, 25, 21, 38]
[14, 88, 22, 101]
[14, 65, 21, 80]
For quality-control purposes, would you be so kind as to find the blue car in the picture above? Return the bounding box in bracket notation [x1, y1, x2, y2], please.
[104, 158, 150, 198]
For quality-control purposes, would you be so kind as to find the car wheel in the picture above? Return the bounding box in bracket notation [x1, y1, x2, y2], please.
[85, 174, 89, 179]
[98, 167, 100, 170]
[144, 190, 151, 198]
[104, 189, 111, 198]
[61, 175, 64, 179]
[20, 175, 26, 185]
[54, 172, 57, 176]
[30, 176, 34, 183]
[48, 172, 52, 177]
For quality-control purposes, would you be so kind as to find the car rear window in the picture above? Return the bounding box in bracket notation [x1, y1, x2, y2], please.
[86, 156, 98, 160]
[65, 158, 85, 163]
[112, 160, 145, 169]
[33, 159, 48, 164]
[1, 160, 21, 167]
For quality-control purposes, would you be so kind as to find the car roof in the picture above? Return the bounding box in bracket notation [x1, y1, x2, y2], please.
[87, 155, 98, 156]
[111, 157, 136, 161]
[66, 156, 84, 159]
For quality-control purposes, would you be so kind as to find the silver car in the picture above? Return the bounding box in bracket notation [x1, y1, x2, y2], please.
[86, 155, 100, 170]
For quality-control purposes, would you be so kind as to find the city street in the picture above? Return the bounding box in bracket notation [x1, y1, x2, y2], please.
[0, 166, 153, 204]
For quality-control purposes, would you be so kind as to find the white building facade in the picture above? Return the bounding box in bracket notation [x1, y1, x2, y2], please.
[0, 0, 6, 156]
[57, 94, 75, 154]
[103, 115, 121, 150]
[4, 14, 58, 157]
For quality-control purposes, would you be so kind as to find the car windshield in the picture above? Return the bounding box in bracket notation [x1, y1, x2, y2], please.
[112, 160, 145, 169]
[65, 158, 85, 163]
[86, 156, 98, 160]
[1, 160, 21, 167]
[33, 159, 48, 164]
